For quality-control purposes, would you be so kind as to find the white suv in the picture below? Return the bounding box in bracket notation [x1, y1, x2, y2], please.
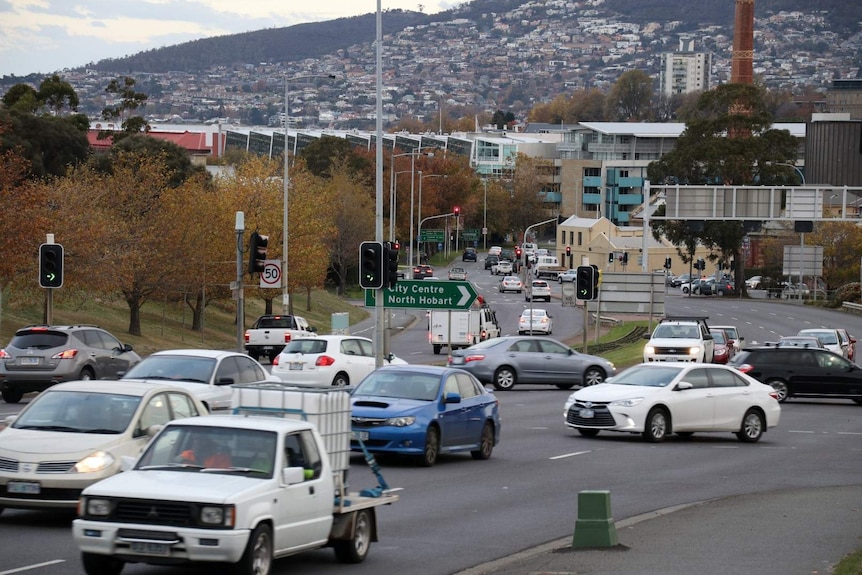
[643, 317, 715, 363]
[525, 279, 551, 302]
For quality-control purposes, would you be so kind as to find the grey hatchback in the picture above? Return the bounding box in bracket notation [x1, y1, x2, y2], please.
[0, 325, 141, 403]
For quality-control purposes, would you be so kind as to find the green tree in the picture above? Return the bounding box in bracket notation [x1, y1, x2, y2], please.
[100, 77, 149, 134]
[604, 70, 653, 121]
[1, 84, 40, 113]
[299, 135, 369, 178]
[37, 74, 79, 116]
[90, 134, 205, 187]
[0, 110, 90, 178]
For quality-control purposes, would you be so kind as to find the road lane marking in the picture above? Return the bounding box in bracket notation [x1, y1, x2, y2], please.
[550, 450, 591, 460]
[837, 431, 862, 436]
[1, 561, 65, 574]
[787, 430, 815, 433]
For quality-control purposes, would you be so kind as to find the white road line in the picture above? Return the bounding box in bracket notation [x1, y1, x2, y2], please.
[837, 431, 862, 436]
[1, 560, 66, 575]
[787, 430, 815, 433]
[550, 450, 591, 460]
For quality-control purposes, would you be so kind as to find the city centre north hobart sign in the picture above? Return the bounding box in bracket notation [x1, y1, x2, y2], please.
[365, 280, 478, 310]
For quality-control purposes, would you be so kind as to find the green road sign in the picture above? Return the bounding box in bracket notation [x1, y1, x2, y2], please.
[420, 229, 445, 242]
[364, 280, 478, 309]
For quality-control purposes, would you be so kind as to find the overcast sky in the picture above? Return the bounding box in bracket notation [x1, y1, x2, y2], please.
[0, 0, 451, 77]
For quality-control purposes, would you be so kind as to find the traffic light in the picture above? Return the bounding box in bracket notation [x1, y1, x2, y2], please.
[665, 257, 672, 269]
[608, 252, 614, 263]
[359, 241, 384, 289]
[385, 241, 400, 288]
[696, 258, 705, 271]
[576, 265, 596, 300]
[453, 206, 460, 216]
[248, 231, 268, 275]
[565, 246, 571, 257]
[39, 243, 64, 288]
[622, 252, 628, 265]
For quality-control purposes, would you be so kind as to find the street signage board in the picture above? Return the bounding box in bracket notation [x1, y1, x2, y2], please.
[420, 229, 445, 242]
[364, 280, 477, 310]
[260, 260, 282, 288]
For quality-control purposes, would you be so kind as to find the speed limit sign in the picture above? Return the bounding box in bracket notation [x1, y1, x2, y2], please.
[260, 260, 282, 288]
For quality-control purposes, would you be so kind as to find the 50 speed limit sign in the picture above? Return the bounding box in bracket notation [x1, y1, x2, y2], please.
[260, 260, 282, 288]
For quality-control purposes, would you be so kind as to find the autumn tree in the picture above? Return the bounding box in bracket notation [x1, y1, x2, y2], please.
[806, 222, 862, 288]
[507, 154, 551, 241]
[325, 162, 374, 294]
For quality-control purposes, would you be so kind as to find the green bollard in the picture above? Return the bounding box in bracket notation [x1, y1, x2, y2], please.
[572, 490, 619, 548]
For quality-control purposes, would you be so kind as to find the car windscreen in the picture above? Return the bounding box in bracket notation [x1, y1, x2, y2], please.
[123, 355, 215, 383]
[283, 339, 328, 354]
[13, 390, 141, 434]
[9, 331, 68, 349]
[800, 331, 838, 345]
[608, 365, 683, 387]
[352, 371, 440, 400]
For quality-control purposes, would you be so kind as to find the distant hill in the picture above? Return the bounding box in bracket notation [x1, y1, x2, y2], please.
[76, 0, 862, 75]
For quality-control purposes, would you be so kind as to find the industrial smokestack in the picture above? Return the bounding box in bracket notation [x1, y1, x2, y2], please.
[731, 0, 755, 84]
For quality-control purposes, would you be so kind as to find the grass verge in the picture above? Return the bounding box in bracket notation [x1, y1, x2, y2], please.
[832, 549, 862, 575]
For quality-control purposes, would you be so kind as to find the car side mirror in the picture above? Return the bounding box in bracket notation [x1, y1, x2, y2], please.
[123, 344, 134, 352]
[642, 333, 651, 340]
[675, 381, 694, 391]
[444, 392, 462, 404]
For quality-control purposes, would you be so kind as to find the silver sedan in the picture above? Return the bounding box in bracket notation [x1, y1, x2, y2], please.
[449, 336, 616, 391]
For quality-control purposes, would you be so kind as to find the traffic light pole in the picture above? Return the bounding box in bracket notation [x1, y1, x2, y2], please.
[235, 212, 245, 353]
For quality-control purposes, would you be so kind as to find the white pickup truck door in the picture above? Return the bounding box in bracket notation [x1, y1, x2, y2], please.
[273, 432, 333, 553]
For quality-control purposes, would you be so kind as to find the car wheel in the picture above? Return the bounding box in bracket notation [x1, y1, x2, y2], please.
[736, 409, 765, 443]
[682, 287, 689, 294]
[525, 295, 531, 301]
[433, 344, 442, 355]
[676, 432, 695, 439]
[1, 389, 24, 404]
[578, 428, 600, 437]
[717, 289, 725, 296]
[642, 408, 669, 443]
[852, 398, 862, 405]
[471, 422, 495, 460]
[420, 426, 440, 467]
[333, 508, 372, 563]
[583, 367, 605, 386]
[82, 552, 125, 575]
[79, 366, 95, 380]
[492, 367, 517, 391]
[766, 379, 789, 403]
[234, 523, 272, 575]
[332, 372, 350, 387]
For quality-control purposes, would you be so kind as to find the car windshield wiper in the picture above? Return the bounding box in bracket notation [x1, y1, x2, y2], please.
[14, 424, 81, 432]
[81, 428, 122, 434]
[201, 467, 269, 475]
[138, 463, 204, 471]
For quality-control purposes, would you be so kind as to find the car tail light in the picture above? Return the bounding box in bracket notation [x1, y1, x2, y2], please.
[316, 355, 336, 367]
[0, 349, 8, 359]
[735, 363, 754, 374]
[284, 333, 291, 343]
[462, 354, 486, 363]
[244, 331, 250, 343]
[52, 349, 79, 360]
[768, 391, 780, 401]
[272, 355, 280, 366]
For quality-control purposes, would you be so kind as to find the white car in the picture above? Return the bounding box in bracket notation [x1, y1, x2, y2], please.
[499, 275, 524, 293]
[525, 279, 552, 302]
[558, 269, 577, 283]
[518, 309, 553, 335]
[564, 363, 781, 443]
[796, 328, 848, 357]
[0, 380, 207, 511]
[272, 335, 407, 387]
[121, 349, 278, 411]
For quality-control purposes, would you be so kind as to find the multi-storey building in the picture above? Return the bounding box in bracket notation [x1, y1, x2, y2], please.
[658, 37, 712, 96]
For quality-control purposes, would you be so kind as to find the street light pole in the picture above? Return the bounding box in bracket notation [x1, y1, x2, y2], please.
[417, 172, 445, 265]
[483, 179, 488, 251]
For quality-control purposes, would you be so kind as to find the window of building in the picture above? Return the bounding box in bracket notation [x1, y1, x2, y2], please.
[577, 232, 582, 246]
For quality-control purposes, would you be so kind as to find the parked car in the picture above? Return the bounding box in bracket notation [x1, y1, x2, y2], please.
[782, 282, 810, 298]
[729, 346, 862, 404]
[349, 365, 501, 466]
[563, 363, 781, 442]
[412, 264, 434, 279]
[0, 380, 207, 511]
[670, 273, 693, 288]
[449, 335, 616, 391]
[525, 279, 552, 302]
[710, 329, 735, 364]
[499, 275, 524, 293]
[558, 269, 577, 283]
[448, 267, 468, 281]
[462, 247, 477, 262]
[745, 275, 763, 289]
[0, 325, 141, 404]
[272, 335, 407, 388]
[518, 308, 554, 335]
[121, 349, 278, 411]
[796, 328, 849, 358]
[700, 278, 736, 296]
[680, 278, 705, 294]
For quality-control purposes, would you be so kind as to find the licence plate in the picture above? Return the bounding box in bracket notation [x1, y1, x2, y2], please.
[579, 409, 595, 419]
[289, 362, 303, 371]
[20, 357, 40, 366]
[352, 431, 369, 442]
[130, 541, 170, 556]
[7, 481, 41, 494]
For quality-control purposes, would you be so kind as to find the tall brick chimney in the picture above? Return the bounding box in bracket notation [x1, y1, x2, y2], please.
[731, 0, 755, 84]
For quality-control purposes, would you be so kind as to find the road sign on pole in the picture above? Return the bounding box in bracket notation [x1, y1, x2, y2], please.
[364, 280, 478, 309]
[260, 260, 282, 288]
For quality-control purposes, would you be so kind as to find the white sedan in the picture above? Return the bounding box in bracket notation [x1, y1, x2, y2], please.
[121, 349, 278, 411]
[518, 309, 553, 335]
[563, 362, 780, 443]
[272, 335, 407, 387]
[0, 380, 207, 511]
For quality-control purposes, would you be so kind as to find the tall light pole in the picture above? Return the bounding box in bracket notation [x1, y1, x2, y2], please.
[391, 148, 433, 270]
[417, 172, 445, 265]
[282, 73, 336, 314]
[389, 170, 412, 242]
[482, 179, 488, 250]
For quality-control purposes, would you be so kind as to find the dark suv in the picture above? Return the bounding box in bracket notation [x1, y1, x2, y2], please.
[462, 247, 477, 262]
[0, 325, 141, 403]
[728, 346, 862, 404]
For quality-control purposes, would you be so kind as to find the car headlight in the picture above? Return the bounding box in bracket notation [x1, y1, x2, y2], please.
[688, 346, 702, 356]
[85, 498, 113, 516]
[610, 397, 644, 407]
[644, 345, 655, 354]
[386, 416, 416, 427]
[74, 451, 115, 473]
[201, 505, 235, 527]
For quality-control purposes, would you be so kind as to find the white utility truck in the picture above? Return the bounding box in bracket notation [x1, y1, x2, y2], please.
[244, 314, 316, 363]
[428, 304, 500, 354]
[73, 383, 399, 575]
[532, 255, 567, 279]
